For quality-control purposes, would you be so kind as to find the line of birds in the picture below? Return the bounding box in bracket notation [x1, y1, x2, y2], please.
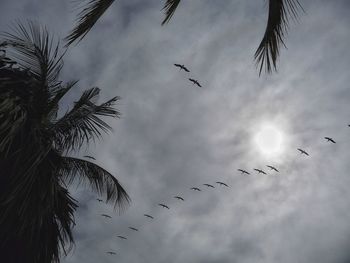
[174, 63, 202, 87]
[91, 125, 342, 256]
[99, 181, 230, 255]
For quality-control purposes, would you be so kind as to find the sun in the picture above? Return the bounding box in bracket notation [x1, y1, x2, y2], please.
[254, 124, 284, 157]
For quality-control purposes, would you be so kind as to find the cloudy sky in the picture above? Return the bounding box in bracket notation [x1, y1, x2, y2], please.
[2, 0, 350, 262]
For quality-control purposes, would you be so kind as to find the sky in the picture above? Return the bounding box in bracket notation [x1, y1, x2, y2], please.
[2, 0, 350, 262]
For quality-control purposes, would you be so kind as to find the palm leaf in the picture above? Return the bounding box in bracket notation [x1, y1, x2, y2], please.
[1, 21, 65, 90]
[52, 87, 120, 152]
[65, 0, 115, 46]
[254, 0, 303, 75]
[161, 0, 181, 25]
[60, 156, 130, 211]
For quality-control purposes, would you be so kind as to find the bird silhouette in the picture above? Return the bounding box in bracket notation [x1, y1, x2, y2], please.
[238, 169, 250, 175]
[96, 198, 103, 202]
[117, 235, 127, 240]
[216, 182, 229, 187]
[254, 168, 267, 174]
[174, 196, 185, 201]
[203, 183, 215, 188]
[189, 78, 202, 87]
[128, 227, 139, 232]
[174, 63, 190, 72]
[324, 137, 336, 144]
[158, 203, 170, 209]
[83, 155, 96, 160]
[144, 214, 154, 219]
[191, 187, 201, 191]
[107, 251, 116, 255]
[266, 165, 279, 172]
[297, 148, 309, 156]
[101, 214, 112, 218]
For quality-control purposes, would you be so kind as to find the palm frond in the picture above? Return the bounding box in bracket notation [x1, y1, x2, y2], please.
[161, 0, 181, 25]
[254, 0, 303, 75]
[52, 87, 120, 152]
[65, 0, 115, 46]
[47, 80, 79, 121]
[0, 21, 65, 90]
[60, 156, 130, 211]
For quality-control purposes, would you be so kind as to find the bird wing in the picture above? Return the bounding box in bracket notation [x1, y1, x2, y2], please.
[174, 63, 181, 68]
[184, 67, 190, 72]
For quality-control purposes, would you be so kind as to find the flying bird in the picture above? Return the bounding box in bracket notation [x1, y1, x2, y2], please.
[189, 78, 202, 87]
[101, 214, 112, 218]
[238, 169, 250, 175]
[190, 187, 201, 191]
[128, 227, 139, 232]
[324, 137, 336, 144]
[266, 165, 279, 172]
[297, 148, 309, 156]
[96, 198, 103, 202]
[203, 183, 215, 188]
[144, 214, 154, 219]
[158, 203, 170, 209]
[117, 235, 127, 240]
[174, 196, 185, 201]
[254, 169, 267, 174]
[83, 155, 96, 160]
[174, 63, 190, 72]
[216, 182, 229, 187]
[107, 252, 116, 255]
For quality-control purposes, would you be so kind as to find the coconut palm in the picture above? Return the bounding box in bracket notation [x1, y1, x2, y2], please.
[65, 0, 303, 75]
[0, 22, 130, 262]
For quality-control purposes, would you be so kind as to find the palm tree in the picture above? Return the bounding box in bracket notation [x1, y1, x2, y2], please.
[65, 0, 303, 75]
[0, 22, 130, 262]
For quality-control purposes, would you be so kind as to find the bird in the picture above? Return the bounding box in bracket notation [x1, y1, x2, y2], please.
[203, 183, 215, 188]
[190, 187, 201, 191]
[254, 168, 267, 174]
[216, 182, 229, 187]
[174, 196, 185, 201]
[101, 214, 112, 218]
[144, 214, 154, 219]
[83, 155, 96, 160]
[158, 203, 170, 209]
[238, 169, 250, 175]
[174, 63, 190, 72]
[107, 251, 116, 255]
[266, 165, 279, 172]
[324, 137, 336, 144]
[117, 235, 127, 240]
[128, 227, 139, 232]
[297, 148, 309, 156]
[96, 198, 103, 202]
[189, 78, 202, 87]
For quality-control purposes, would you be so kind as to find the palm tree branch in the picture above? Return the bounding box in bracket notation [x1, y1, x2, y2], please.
[52, 87, 120, 152]
[161, 0, 181, 25]
[1, 21, 65, 89]
[254, 0, 303, 75]
[60, 156, 130, 211]
[65, 0, 116, 46]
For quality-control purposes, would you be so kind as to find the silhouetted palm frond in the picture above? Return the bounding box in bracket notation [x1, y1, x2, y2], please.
[52, 87, 120, 152]
[1, 21, 65, 89]
[161, 0, 181, 25]
[60, 157, 130, 211]
[65, 0, 115, 46]
[254, 0, 303, 75]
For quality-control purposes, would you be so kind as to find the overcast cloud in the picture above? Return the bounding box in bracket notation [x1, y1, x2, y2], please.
[1, 0, 350, 262]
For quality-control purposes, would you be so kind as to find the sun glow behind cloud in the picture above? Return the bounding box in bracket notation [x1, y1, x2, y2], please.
[252, 121, 289, 160]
